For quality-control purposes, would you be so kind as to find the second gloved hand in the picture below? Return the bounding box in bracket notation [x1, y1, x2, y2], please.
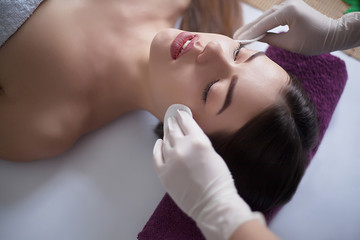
[234, 0, 360, 55]
[153, 107, 264, 240]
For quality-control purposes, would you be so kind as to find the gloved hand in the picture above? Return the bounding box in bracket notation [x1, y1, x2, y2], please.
[233, 0, 360, 55]
[153, 105, 265, 240]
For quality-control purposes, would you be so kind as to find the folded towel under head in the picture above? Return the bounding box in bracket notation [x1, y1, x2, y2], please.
[0, 0, 44, 47]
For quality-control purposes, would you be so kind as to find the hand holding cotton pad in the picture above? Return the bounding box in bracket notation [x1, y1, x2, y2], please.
[163, 104, 192, 142]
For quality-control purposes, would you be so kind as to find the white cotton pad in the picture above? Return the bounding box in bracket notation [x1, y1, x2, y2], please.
[163, 104, 192, 140]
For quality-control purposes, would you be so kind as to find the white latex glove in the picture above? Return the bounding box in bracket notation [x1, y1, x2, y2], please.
[233, 0, 360, 55]
[153, 104, 265, 240]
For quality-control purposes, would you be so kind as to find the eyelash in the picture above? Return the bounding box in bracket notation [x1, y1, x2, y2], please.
[233, 42, 242, 60]
[202, 79, 219, 102]
[202, 43, 242, 103]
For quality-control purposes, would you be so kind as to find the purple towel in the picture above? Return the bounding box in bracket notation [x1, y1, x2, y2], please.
[138, 46, 348, 240]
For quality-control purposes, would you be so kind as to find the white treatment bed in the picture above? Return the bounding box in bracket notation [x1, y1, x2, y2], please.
[0, 3, 359, 240]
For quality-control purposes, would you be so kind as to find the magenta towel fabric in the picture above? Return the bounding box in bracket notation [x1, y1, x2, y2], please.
[138, 46, 348, 240]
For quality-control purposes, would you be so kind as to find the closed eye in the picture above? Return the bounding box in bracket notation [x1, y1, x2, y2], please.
[202, 43, 242, 103]
[202, 79, 219, 103]
[233, 42, 242, 61]
[217, 75, 237, 115]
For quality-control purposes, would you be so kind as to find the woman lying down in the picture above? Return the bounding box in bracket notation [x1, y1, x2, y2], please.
[0, 0, 318, 213]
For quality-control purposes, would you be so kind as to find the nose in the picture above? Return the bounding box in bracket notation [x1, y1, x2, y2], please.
[196, 41, 232, 72]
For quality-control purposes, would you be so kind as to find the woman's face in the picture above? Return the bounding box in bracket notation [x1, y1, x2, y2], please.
[148, 29, 289, 134]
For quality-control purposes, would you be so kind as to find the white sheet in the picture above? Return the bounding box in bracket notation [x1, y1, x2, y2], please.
[1, 3, 359, 240]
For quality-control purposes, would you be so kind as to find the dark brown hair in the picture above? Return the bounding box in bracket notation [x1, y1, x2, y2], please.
[210, 75, 318, 211]
[154, 75, 318, 212]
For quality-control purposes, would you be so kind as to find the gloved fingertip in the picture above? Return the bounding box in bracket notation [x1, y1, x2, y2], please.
[176, 108, 192, 120]
[164, 104, 192, 125]
[176, 109, 197, 135]
[153, 139, 165, 172]
[164, 104, 192, 140]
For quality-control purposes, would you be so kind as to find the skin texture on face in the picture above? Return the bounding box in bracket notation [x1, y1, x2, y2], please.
[148, 29, 289, 134]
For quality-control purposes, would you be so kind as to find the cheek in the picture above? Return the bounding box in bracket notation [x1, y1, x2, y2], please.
[149, 70, 203, 113]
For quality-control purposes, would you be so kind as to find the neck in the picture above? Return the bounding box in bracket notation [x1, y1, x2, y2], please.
[78, 1, 190, 131]
[83, 26, 170, 132]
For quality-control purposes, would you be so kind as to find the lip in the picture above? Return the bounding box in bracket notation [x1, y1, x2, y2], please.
[170, 32, 199, 60]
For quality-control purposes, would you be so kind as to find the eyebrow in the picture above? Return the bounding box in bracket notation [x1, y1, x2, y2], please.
[217, 75, 238, 115]
[244, 51, 265, 63]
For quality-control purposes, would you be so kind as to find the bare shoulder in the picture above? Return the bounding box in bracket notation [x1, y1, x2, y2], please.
[0, 92, 85, 162]
[0, 121, 78, 162]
